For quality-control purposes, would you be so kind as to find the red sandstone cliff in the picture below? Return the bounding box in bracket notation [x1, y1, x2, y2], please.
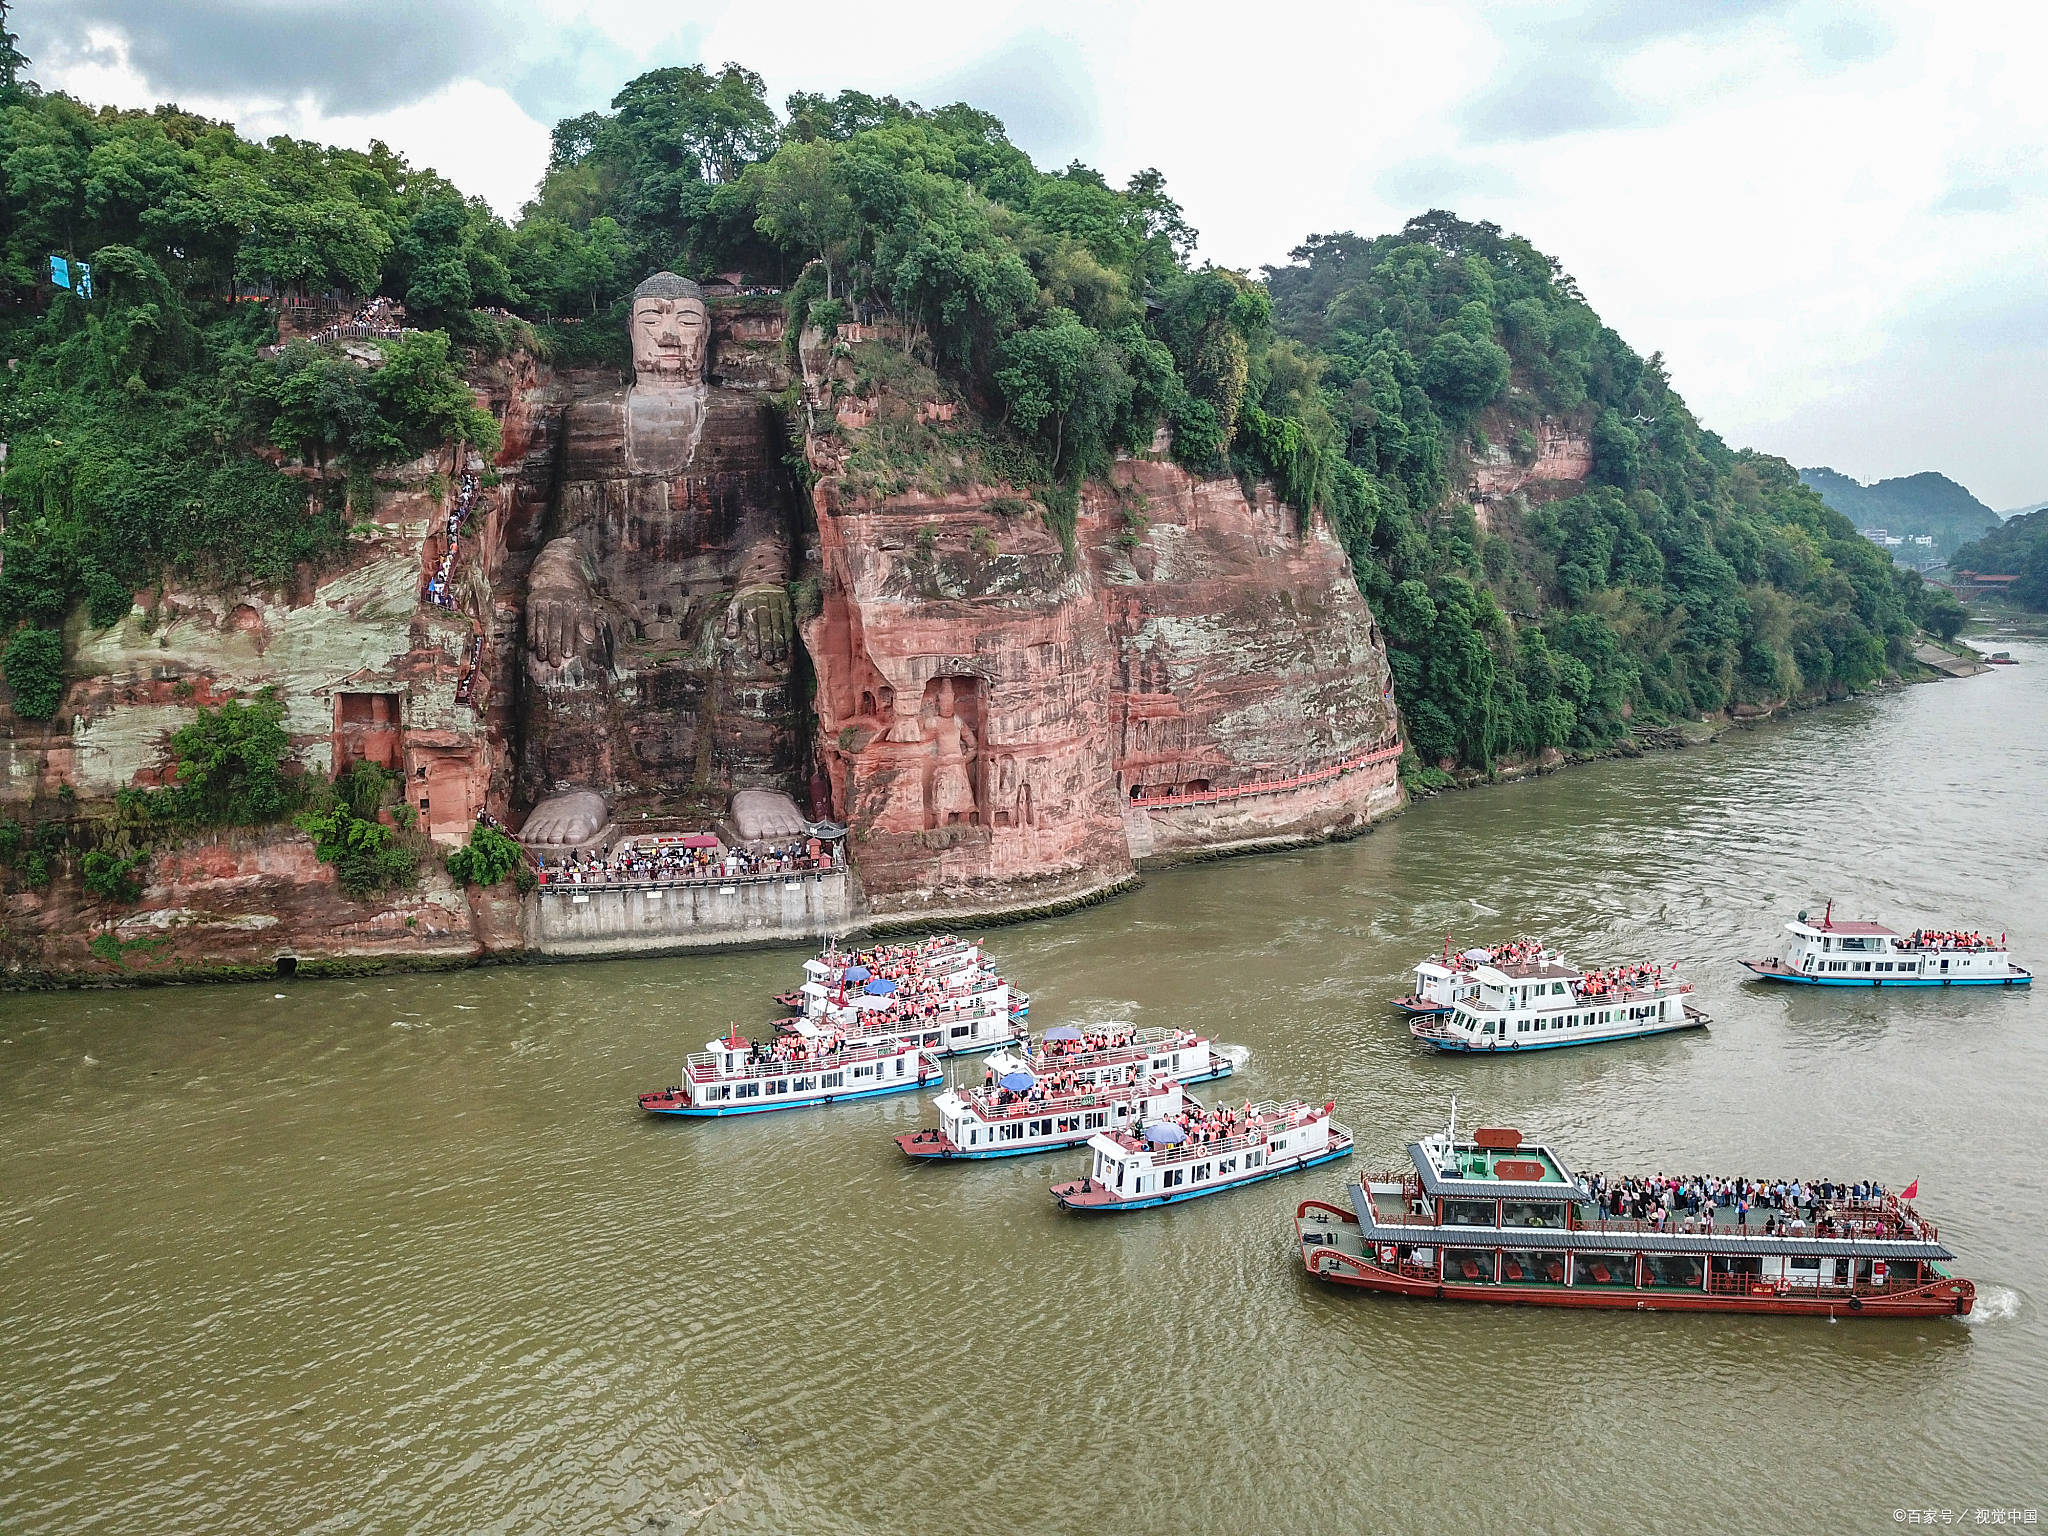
[798, 336, 1402, 916]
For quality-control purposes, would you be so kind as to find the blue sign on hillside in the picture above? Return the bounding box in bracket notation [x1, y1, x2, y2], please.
[48, 254, 69, 289]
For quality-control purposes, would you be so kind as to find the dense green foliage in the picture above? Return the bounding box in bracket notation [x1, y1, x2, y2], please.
[297, 761, 419, 898]
[447, 822, 525, 886]
[117, 691, 298, 829]
[1800, 467, 1999, 567]
[81, 846, 146, 902]
[1, 51, 1967, 781]
[1951, 509, 2048, 610]
[0, 80, 505, 650]
[3, 626, 63, 717]
[1255, 215, 1960, 766]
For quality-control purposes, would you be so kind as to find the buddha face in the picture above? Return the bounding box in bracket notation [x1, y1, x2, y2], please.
[630, 294, 709, 385]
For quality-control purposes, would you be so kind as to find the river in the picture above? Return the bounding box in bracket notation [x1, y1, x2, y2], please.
[3, 643, 2044, 1535]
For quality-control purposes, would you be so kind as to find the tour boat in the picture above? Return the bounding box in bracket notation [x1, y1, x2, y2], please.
[1408, 949, 1705, 1052]
[1397, 938, 1562, 1017]
[638, 1033, 939, 1117]
[1294, 1107, 1974, 1317]
[1986, 651, 2017, 665]
[795, 980, 1022, 1059]
[1050, 1099, 1353, 1212]
[895, 1073, 1188, 1160]
[982, 1026, 1236, 1090]
[1740, 906, 2030, 989]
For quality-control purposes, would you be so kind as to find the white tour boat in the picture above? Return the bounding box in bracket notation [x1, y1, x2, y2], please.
[1396, 938, 1564, 1018]
[1050, 1098, 1353, 1212]
[981, 1025, 1236, 1090]
[896, 1072, 1187, 1160]
[639, 1032, 939, 1117]
[1409, 951, 1706, 1053]
[792, 980, 1021, 1059]
[1740, 906, 2030, 990]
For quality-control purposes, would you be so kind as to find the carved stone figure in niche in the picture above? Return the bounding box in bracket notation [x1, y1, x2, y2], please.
[517, 270, 799, 823]
[922, 676, 980, 829]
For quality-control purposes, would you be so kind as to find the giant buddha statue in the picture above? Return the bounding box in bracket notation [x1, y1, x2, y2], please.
[517, 272, 800, 843]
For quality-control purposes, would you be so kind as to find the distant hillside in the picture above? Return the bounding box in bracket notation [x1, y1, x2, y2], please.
[1952, 509, 2048, 610]
[1800, 467, 1999, 565]
[1998, 500, 2047, 520]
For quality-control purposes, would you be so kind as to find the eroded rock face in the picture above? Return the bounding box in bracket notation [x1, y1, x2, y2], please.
[801, 440, 1401, 909]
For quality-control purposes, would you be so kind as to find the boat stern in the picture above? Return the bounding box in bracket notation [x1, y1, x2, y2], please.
[895, 1128, 960, 1159]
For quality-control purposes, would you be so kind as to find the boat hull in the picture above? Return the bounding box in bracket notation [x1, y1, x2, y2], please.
[1300, 1254, 1974, 1317]
[1740, 960, 2031, 988]
[1412, 1014, 1706, 1053]
[1051, 1141, 1353, 1212]
[641, 1070, 938, 1117]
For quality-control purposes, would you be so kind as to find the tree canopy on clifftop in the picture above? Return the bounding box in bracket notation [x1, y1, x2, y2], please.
[0, 56, 1959, 769]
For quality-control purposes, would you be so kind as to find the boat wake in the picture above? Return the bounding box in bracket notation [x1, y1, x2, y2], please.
[1219, 1044, 1252, 1069]
[1964, 1284, 2022, 1325]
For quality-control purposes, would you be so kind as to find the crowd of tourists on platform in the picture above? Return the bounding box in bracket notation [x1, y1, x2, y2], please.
[1581, 1171, 1905, 1236]
[750, 1028, 848, 1067]
[981, 1064, 1116, 1105]
[424, 472, 481, 609]
[1908, 929, 2000, 951]
[301, 296, 410, 348]
[535, 837, 832, 886]
[455, 630, 485, 704]
[1161, 1101, 1272, 1148]
[1577, 963, 1671, 998]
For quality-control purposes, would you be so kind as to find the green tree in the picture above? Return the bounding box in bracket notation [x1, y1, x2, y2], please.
[3, 627, 64, 718]
[163, 691, 296, 826]
[447, 822, 525, 886]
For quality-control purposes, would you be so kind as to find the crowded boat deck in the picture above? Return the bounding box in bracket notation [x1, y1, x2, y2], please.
[1742, 909, 2030, 988]
[1052, 1098, 1353, 1212]
[1410, 948, 1706, 1053]
[1296, 1109, 1972, 1316]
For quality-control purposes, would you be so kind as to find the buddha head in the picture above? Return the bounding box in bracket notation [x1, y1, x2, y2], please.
[629, 272, 709, 386]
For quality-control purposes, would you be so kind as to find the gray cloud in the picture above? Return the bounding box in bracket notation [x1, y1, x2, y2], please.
[1376, 154, 1520, 208]
[23, 0, 513, 115]
[921, 30, 1100, 167]
[1455, 0, 1813, 145]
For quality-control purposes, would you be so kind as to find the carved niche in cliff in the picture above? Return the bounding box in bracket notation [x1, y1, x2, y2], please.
[516, 273, 801, 819]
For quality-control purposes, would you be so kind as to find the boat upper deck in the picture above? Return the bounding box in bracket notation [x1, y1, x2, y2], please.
[685, 1035, 922, 1083]
[1103, 1101, 1331, 1164]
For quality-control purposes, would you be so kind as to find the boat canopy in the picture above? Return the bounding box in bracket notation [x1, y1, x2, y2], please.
[864, 977, 897, 995]
[1042, 1024, 1083, 1042]
[998, 1071, 1035, 1091]
[1143, 1122, 1186, 1144]
[790, 1019, 821, 1038]
[843, 965, 871, 982]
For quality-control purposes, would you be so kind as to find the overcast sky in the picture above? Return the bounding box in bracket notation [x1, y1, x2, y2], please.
[18, 0, 2047, 508]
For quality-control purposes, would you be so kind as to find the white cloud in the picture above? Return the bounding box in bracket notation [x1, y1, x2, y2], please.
[22, 0, 2048, 503]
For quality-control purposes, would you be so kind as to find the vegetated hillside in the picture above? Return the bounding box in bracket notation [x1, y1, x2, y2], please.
[1951, 510, 2048, 610]
[1799, 467, 1998, 566]
[1257, 217, 1964, 773]
[0, 47, 1964, 803]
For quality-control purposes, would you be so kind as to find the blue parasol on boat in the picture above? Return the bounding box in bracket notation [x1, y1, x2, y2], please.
[1042, 1024, 1083, 1042]
[864, 977, 897, 995]
[1143, 1122, 1186, 1145]
[998, 1071, 1035, 1092]
[843, 965, 871, 983]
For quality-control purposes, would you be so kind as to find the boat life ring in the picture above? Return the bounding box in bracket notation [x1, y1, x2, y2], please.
[1848, 1295, 1863, 1312]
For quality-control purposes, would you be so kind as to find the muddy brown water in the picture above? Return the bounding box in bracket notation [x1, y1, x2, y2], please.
[3, 642, 2044, 1534]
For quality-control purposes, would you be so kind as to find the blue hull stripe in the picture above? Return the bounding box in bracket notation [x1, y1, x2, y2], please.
[1742, 967, 2030, 989]
[1057, 1144, 1354, 1212]
[645, 1075, 936, 1117]
[1421, 1019, 1703, 1053]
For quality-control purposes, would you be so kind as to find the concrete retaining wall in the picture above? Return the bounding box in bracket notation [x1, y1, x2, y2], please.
[530, 871, 855, 956]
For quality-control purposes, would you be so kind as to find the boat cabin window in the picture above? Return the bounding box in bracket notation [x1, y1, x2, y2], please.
[1445, 1248, 1498, 1283]
[1641, 1254, 1705, 1289]
[1500, 1250, 1564, 1285]
[1572, 1252, 1636, 1288]
[1444, 1199, 1498, 1227]
[1501, 1200, 1561, 1229]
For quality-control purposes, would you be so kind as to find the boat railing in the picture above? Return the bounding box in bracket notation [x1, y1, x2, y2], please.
[686, 1039, 920, 1082]
[959, 1084, 1147, 1123]
[1569, 1194, 1936, 1244]
[1140, 1103, 1316, 1165]
[1003, 1031, 1202, 1070]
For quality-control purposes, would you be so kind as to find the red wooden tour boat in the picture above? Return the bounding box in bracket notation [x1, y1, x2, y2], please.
[1295, 1105, 1973, 1318]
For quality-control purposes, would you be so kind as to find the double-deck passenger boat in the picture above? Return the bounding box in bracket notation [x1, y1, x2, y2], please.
[1740, 906, 2030, 989]
[1050, 1099, 1353, 1212]
[1409, 949, 1705, 1053]
[896, 1072, 1188, 1160]
[982, 1026, 1235, 1090]
[638, 1032, 939, 1117]
[792, 981, 1022, 1059]
[1294, 1107, 1974, 1317]
[1397, 938, 1561, 1018]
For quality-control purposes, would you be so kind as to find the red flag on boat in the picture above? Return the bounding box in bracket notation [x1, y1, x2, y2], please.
[1900, 1179, 1919, 1200]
